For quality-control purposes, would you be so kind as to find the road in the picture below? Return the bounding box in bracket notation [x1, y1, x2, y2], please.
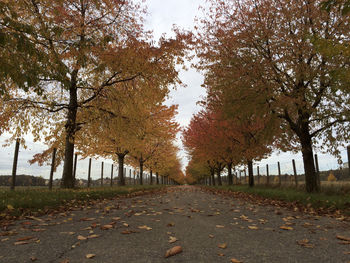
[1, 186, 350, 263]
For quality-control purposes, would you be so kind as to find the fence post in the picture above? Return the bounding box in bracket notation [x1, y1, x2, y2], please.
[278, 161, 281, 187]
[347, 146, 350, 178]
[11, 138, 20, 191]
[110, 164, 113, 186]
[257, 166, 260, 184]
[101, 161, 104, 186]
[49, 148, 57, 190]
[292, 159, 298, 187]
[266, 164, 269, 185]
[87, 158, 92, 188]
[314, 154, 320, 189]
[73, 153, 78, 187]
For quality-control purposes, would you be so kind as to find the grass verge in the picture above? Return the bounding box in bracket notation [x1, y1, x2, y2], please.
[0, 185, 165, 216]
[203, 185, 350, 214]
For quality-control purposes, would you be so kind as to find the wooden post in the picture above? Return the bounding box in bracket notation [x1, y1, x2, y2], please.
[73, 153, 78, 187]
[347, 146, 350, 178]
[101, 161, 104, 186]
[110, 164, 114, 186]
[315, 154, 321, 189]
[11, 138, 20, 191]
[278, 161, 281, 186]
[266, 164, 269, 185]
[257, 166, 260, 184]
[292, 159, 298, 187]
[314, 154, 320, 189]
[129, 169, 132, 185]
[87, 158, 92, 188]
[49, 148, 57, 190]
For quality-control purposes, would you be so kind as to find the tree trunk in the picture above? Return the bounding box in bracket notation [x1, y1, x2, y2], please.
[117, 154, 125, 186]
[156, 172, 159, 185]
[300, 132, 318, 192]
[61, 82, 78, 189]
[217, 168, 222, 186]
[227, 162, 233, 185]
[150, 170, 153, 184]
[211, 168, 215, 186]
[248, 159, 254, 187]
[139, 160, 143, 185]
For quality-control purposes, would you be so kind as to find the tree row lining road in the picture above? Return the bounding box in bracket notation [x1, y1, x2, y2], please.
[1, 186, 349, 263]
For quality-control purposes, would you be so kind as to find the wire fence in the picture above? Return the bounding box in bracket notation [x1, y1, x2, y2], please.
[0, 137, 169, 189]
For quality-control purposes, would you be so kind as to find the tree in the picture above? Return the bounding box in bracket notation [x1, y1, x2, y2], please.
[1, 0, 189, 188]
[196, 0, 350, 192]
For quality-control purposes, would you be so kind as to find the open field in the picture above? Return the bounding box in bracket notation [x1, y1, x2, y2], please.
[203, 184, 350, 215]
[0, 185, 166, 215]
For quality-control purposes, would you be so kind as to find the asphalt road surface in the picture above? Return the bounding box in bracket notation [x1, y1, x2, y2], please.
[1, 186, 350, 263]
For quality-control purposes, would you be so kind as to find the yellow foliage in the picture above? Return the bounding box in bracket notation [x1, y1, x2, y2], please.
[327, 173, 337, 182]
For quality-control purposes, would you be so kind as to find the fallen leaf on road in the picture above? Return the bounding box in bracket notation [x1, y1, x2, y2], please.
[123, 223, 129, 227]
[231, 258, 243, 263]
[80, 218, 96, 222]
[165, 246, 183, 258]
[138, 225, 152, 231]
[87, 234, 100, 239]
[209, 235, 214, 238]
[101, 224, 113, 230]
[77, 235, 87, 241]
[218, 243, 227, 249]
[86, 254, 95, 259]
[297, 239, 314, 248]
[60, 260, 69, 263]
[61, 232, 75, 235]
[30, 256, 38, 261]
[112, 217, 121, 221]
[216, 225, 225, 228]
[218, 253, 224, 256]
[336, 235, 350, 242]
[167, 223, 175, 227]
[248, 226, 258, 230]
[17, 236, 35, 242]
[14, 241, 29, 245]
[169, 236, 178, 243]
[280, 226, 293, 230]
[121, 230, 137, 234]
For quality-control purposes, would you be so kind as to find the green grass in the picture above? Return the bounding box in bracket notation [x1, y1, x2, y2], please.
[205, 185, 350, 213]
[0, 185, 165, 215]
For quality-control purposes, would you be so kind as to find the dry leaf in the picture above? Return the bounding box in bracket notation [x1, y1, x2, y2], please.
[216, 225, 225, 228]
[86, 254, 95, 259]
[167, 223, 175, 227]
[336, 235, 350, 242]
[87, 234, 100, 239]
[123, 223, 129, 227]
[209, 235, 214, 238]
[101, 225, 113, 230]
[112, 217, 121, 221]
[30, 256, 38, 261]
[77, 235, 87, 241]
[280, 226, 293, 230]
[218, 243, 227, 249]
[60, 260, 69, 263]
[169, 236, 178, 243]
[231, 258, 243, 263]
[218, 253, 224, 257]
[165, 246, 183, 258]
[297, 239, 314, 248]
[138, 225, 152, 231]
[248, 226, 258, 230]
[17, 236, 35, 242]
[14, 241, 29, 245]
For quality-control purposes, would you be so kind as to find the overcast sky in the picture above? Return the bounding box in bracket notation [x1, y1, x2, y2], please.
[0, 0, 347, 181]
